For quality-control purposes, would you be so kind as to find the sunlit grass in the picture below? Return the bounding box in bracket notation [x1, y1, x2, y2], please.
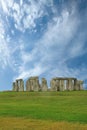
[0, 117, 87, 130]
[0, 91, 87, 129]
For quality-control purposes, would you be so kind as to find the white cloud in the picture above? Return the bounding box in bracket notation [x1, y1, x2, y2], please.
[0, 17, 9, 68]
[20, 0, 23, 6]
[0, 12, 20, 70]
[0, 38, 11, 69]
[0, 0, 54, 32]
[0, 0, 87, 85]
[14, 63, 47, 80]
[0, 0, 52, 32]
[14, 5, 87, 82]
[0, 0, 14, 14]
[0, 0, 8, 14]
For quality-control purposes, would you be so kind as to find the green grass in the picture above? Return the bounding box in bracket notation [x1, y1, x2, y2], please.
[0, 91, 87, 123]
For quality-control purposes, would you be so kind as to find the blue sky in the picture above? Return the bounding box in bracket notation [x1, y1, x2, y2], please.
[0, 0, 87, 90]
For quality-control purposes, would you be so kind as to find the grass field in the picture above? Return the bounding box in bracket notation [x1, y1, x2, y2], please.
[0, 91, 87, 129]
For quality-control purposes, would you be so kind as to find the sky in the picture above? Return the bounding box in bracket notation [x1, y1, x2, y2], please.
[0, 0, 87, 91]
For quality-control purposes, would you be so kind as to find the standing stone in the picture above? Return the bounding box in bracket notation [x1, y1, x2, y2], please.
[12, 79, 24, 92]
[14, 80, 19, 91]
[26, 77, 40, 91]
[79, 80, 84, 90]
[76, 80, 80, 90]
[33, 77, 40, 91]
[73, 79, 77, 90]
[71, 80, 74, 90]
[18, 79, 24, 91]
[41, 78, 48, 91]
[59, 80, 65, 91]
[51, 78, 66, 91]
[56, 80, 60, 91]
[50, 79, 57, 91]
[66, 80, 69, 91]
[26, 78, 33, 91]
[76, 80, 84, 90]
[12, 77, 84, 92]
[26, 79, 30, 91]
[68, 79, 73, 91]
[66, 79, 73, 91]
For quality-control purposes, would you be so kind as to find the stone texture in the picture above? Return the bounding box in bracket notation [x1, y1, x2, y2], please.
[50, 77, 80, 91]
[12, 77, 84, 92]
[73, 79, 77, 90]
[66, 79, 72, 91]
[41, 78, 48, 91]
[59, 80, 65, 91]
[76, 80, 84, 90]
[18, 79, 24, 91]
[79, 80, 84, 90]
[50, 79, 57, 91]
[26, 77, 40, 91]
[12, 81, 18, 92]
[12, 79, 24, 92]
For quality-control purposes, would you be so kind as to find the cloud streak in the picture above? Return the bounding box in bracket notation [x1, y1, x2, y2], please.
[0, 0, 87, 89]
[15, 3, 87, 82]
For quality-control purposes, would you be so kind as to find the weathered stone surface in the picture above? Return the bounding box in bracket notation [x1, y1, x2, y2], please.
[18, 79, 24, 91]
[66, 79, 73, 91]
[52, 77, 76, 80]
[50, 79, 65, 91]
[12, 79, 24, 92]
[50, 77, 80, 91]
[12, 81, 18, 91]
[73, 79, 77, 90]
[59, 80, 65, 91]
[50, 79, 59, 91]
[12, 77, 84, 92]
[50, 79, 57, 91]
[79, 80, 84, 90]
[26, 79, 31, 91]
[76, 80, 84, 90]
[41, 78, 48, 91]
[26, 77, 40, 91]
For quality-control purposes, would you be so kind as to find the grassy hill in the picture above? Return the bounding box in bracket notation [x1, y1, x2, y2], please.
[0, 91, 87, 130]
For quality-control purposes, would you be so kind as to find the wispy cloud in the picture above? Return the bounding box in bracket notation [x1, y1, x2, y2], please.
[0, 15, 10, 69]
[0, 0, 53, 32]
[0, 0, 87, 86]
[15, 3, 87, 81]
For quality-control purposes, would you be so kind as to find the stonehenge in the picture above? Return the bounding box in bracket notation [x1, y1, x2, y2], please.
[12, 77, 84, 92]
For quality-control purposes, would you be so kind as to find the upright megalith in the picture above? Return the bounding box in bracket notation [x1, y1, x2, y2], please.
[12, 76, 84, 92]
[26, 77, 40, 91]
[76, 80, 84, 90]
[12, 81, 18, 91]
[79, 80, 84, 90]
[66, 78, 73, 91]
[18, 79, 24, 91]
[41, 78, 48, 91]
[50, 78, 65, 91]
[73, 78, 77, 90]
[12, 79, 24, 92]
[59, 79, 65, 91]
[50, 77, 80, 91]
[50, 78, 60, 91]
[50, 79, 57, 91]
